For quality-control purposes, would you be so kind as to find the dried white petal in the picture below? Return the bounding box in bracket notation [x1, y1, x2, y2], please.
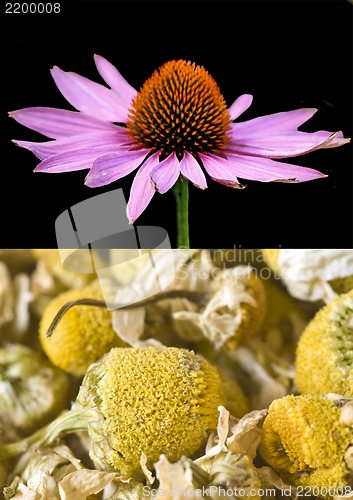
[340, 402, 353, 427]
[140, 452, 155, 485]
[226, 409, 267, 460]
[58, 469, 120, 500]
[8, 483, 41, 500]
[112, 308, 162, 348]
[154, 454, 195, 500]
[274, 249, 353, 303]
[202, 406, 229, 459]
[174, 266, 257, 349]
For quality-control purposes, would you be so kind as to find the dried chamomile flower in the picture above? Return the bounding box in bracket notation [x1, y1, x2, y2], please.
[0, 347, 225, 479]
[0, 344, 70, 436]
[39, 280, 126, 376]
[295, 289, 353, 397]
[174, 266, 266, 351]
[260, 394, 353, 494]
[262, 249, 353, 303]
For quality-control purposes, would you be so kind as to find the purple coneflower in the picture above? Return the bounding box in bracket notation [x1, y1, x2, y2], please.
[10, 56, 349, 246]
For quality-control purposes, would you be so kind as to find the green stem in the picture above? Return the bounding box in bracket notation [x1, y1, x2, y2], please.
[0, 409, 86, 461]
[172, 176, 190, 248]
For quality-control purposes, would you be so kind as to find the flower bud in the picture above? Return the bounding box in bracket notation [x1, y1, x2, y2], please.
[0, 344, 70, 435]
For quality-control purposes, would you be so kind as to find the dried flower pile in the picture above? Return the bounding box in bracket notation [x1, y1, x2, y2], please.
[1, 249, 353, 499]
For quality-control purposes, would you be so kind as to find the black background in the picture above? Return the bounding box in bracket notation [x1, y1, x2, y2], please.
[1, 0, 352, 248]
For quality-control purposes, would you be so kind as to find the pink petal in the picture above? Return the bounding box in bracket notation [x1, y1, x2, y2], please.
[232, 108, 318, 135]
[9, 107, 118, 139]
[151, 153, 180, 194]
[13, 130, 131, 160]
[126, 152, 159, 223]
[34, 146, 123, 173]
[179, 151, 207, 189]
[224, 152, 326, 182]
[228, 94, 253, 121]
[94, 54, 137, 104]
[85, 149, 149, 188]
[51, 66, 130, 123]
[228, 130, 348, 159]
[198, 153, 245, 188]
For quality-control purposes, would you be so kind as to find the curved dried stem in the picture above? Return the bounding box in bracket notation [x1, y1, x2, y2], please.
[46, 290, 209, 338]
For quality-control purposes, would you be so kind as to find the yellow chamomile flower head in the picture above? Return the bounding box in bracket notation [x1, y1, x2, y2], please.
[173, 266, 266, 352]
[295, 288, 353, 396]
[0, 347, 225, 479]
[39, 280, 126, 376]
[260, 395, 353, 494]
[0, 344, 70, 436]
[262, 249, 353, 303]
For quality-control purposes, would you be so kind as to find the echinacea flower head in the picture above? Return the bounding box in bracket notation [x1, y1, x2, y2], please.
[10, 56, 350, 223]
